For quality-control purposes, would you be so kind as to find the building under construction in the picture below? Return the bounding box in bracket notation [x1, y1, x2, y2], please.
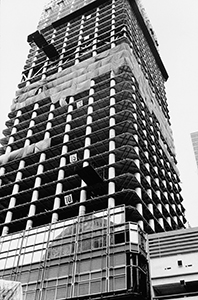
[0, 0, 187, 299]
[191, 131, 198, 170]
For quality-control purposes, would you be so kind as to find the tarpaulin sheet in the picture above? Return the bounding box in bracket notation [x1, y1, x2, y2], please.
[0, 139, 51, 166]
[5, 43, 175, 164]
[0, 279, 23, 300]
[35, 138, 51, 153]
[12, 43, 132, 111]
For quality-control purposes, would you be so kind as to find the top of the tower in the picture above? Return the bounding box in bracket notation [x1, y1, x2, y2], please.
[135, 0, 159, 48]
[34, 0, 168, 80]
[37, 0, 97, 30]
[38, 0, 158, 49]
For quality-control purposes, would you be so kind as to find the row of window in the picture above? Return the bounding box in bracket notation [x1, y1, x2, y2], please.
[4, 69, 170, 156]
[0, 162, 184, 237]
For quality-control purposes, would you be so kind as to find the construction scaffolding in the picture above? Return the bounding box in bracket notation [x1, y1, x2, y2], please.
[0, 279, 23, 300]
[0, 57, 186, 235]
[0, 0, 187, 299]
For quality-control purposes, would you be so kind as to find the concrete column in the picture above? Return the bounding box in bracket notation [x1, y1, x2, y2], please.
[79, 82, 94, 216]
[1, 158, 25, 234]
[148, 203, 154, 214]
[147, 189, 152, 198]
[51, 197, 61, 223]
[25, 151, 46, 229]
[134, 122, 138, 131]
[44, 131, 50, 140]
[135, 172, 141, 184]
[158, 217, 164, 229]
[149, 219, 155, 231]
[5, 113, 21, 151]
[0, 167, 5, 186]
[164, 191, 168, 201]
[134, 146, 139, 156]
[58, 22, 70, 71]
[37, 164, 44, 175]
[134, 157, 140, 169]
[133, 133, 138, 143]
[26, 47, 39, 83]
[26, 129, 33, 139]
[51, 95, 73, 222]
[29, 120, 35, 128]
[2, 196, 16, 235]
[153, 166, 158, 175]
[75, 16, 84, 64]
[179, 214, 184, 223]
[41, 59, 49, 80]
[173, 216, 178, 226]
[108, 143, 116, 199]
[148, 203, 155, 230]
[165, 203, 170, 213]
[39, 153, 46, 163]
[156, 189, 160, 200]
[16, 109, 22, 119]
[136, 201, 143, 230]
[178, 203, 183, 213]
[92, 8, 99, 57]
[155, 177, 159, 187]
[162, 179, 166, 189]
[146, 175, 151, 186]
[111, 0, 116, 48]
[7, 136, 14, 145]
[159, 150, 164, 166]
[167, 216, 171, 226]
[63, 96, 74, 148]
[23, 104, 38, 148]
[52, 170, 64, 223]
[26, 190, 38, 230]
[136, 187, 141, 199]
[157, 203, 162, 214]
[172, 203, 176, 213]
[108, 74, 116, 208]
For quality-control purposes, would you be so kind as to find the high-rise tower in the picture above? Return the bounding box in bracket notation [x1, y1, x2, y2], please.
[191, 131, 198, 170]
[0, 0, 186, 299]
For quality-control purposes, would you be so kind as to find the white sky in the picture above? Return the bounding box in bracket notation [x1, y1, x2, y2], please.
[0, 0, 198, 227]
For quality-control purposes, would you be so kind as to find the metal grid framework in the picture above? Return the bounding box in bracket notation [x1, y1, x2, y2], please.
[0, 60, 186, 235]
[0, 205, 149, 300]
[21, 0, 168, 119]
[0, 0, 186, 238]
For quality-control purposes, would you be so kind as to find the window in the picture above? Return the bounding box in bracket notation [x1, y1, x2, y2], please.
[178, 260, 183, 267]
[57, 0, 65, 9]
[44, 7, 52, 16]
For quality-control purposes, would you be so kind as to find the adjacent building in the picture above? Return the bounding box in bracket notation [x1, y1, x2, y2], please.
[191, 131, 198, 169]
[149, 227, 198, 299]
[0, 0, 187, 299]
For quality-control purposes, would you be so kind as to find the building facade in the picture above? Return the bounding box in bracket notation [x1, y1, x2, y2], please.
[149, 227, 198, 299]
[191, 131, 198, 170]
[0, 0, 186, 299]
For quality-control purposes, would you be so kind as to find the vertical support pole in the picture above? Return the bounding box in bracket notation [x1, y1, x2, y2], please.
[79, 80, 94, 216]
[92, 8, 99, 57]
[111, 0, 116, 48]
[75, 15, 84, 64]
[108, 72, 116, 208]
[148, 203, 155, 231]
[136, 198, 143, 230]
[58, 22, 70, 71]
[25, 101, 52, 229]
